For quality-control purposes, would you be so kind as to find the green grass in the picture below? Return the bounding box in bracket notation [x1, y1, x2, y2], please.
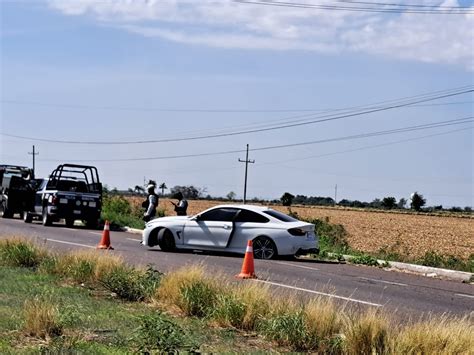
[0, 266, 281, 353]
[1, 239, 472, 354]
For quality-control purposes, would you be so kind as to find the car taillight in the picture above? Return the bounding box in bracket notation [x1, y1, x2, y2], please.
[51, 195, 58, 205]
[288, 228, 307, 236]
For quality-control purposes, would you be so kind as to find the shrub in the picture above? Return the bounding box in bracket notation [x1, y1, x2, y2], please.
[307, 217, 349, 254]
[23, 297, 63, 339]
[0, 238, 47, 268]
[181, 280, 218, 318]
[133, 312, 196, 352]
[100, 265, 162, 302]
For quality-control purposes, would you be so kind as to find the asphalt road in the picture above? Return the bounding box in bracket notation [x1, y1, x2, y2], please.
[1, 217, 473, 320]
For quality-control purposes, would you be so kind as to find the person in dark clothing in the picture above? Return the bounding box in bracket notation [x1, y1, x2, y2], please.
[171, 191, 188, 216]
[142, 183, 158, 222]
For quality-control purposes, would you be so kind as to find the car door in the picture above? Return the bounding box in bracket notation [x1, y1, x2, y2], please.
[183, 207, 239, 248]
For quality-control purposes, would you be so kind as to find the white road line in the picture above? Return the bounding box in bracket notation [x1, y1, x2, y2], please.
[254, 279, 383, 307]
[274, 261, 319, 271]
[46, 238, 95, 249]
[358, 277, 408, 287]
[455, 293, 474, 300]
[127, 238, 142, 242]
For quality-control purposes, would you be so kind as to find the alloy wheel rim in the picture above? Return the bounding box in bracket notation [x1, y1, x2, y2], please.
[254, 238, 274, 259]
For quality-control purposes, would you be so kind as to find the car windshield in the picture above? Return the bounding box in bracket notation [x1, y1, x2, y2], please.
[263, 209, 298, 222]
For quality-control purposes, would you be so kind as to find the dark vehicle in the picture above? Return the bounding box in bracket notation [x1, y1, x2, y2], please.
[0, 165, 34, 218]
[24, 164, 102, 228]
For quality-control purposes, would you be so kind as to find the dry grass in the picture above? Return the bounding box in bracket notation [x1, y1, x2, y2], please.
[155, 264, 210, 309]
[127, 197, 473, 260]
[47, 250, 124, 284]
[343, 309, 391, 355]
[305, 297, 343, 347]
[23, 297, 62, 339]
[232, 281, 271, 330]
[393, 315, 474, 355]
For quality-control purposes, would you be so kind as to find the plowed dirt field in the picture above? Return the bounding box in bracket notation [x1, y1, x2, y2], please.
[131, 197, 473, 259]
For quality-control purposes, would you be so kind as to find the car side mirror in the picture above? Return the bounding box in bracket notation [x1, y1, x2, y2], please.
[192, 215, 201, 221]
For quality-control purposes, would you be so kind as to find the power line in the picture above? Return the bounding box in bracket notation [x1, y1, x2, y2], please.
[2, 99, 471, 113]
[335, 0, 472, 10]
[3, 86, 472, 145]
[35, 116, 473, 162]
[256, 127, 473, 167]
[235, 0, 474, 14]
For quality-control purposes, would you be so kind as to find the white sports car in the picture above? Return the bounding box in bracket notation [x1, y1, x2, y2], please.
[142, 204, 319, 259]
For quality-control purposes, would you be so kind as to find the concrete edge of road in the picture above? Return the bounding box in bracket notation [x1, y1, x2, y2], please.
[320, 253, 473, 283]
[124, 226, 473, 283]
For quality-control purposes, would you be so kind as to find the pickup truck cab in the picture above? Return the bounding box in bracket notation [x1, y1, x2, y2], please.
[24, 164, 102, 228]
[0, 165, 34, 218]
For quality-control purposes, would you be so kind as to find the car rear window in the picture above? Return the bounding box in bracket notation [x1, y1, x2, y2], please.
[263, 209, 298, 222]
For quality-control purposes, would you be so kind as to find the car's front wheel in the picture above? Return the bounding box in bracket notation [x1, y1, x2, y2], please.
[0, 201, 12, 218]
[158, 228, 175, 252]
[253, 236, 277, 260]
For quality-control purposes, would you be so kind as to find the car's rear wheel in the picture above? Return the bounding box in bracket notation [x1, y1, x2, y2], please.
[42, 207, 52, 226]
[253, 236, 277, 260]
[158, 228, 175, 252]
[23, 211, 32, 223]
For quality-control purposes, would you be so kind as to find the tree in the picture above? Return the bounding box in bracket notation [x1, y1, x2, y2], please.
[397, 198, 407, 209]
[226, 191, 236, 201]
[410, 192, 426, 211]
[381, 197, 396, 210]
[159, 182, 167, 196]
[134, 185, 145, 195]
[369, 198, 382, 209]
[281, 192, 295, 206]
[170, 185, 201, 199]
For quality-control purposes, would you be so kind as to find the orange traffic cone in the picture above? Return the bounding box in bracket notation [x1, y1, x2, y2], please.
[236, 240, 257, 279]
[97, 220, 114, 250]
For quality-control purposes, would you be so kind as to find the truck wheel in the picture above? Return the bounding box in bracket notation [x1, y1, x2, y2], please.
[85, 219, 98, 229]
[65, 218, 75, 228]
[1, 201, 13, 219]
[42, 207, 52, 226]
[23, 212, 33, 223]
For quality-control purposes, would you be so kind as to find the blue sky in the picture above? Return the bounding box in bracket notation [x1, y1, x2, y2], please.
[1, 0, 473, 207]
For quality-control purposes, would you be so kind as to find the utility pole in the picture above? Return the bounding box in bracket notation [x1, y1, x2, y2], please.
[28, 145, 39, 178]
[334, 184, 338, 206]
[238, 144, 255, 204]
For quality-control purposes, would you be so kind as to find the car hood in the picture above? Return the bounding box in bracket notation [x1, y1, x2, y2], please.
[145, 215, 190, 227]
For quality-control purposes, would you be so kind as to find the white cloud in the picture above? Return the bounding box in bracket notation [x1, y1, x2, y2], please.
[48, 0, 474, 69]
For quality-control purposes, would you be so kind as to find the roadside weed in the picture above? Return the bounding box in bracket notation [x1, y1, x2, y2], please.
[343, 309, 390, 355]
[133, 312, 198, 352]
[394, 315, 474, 354]
[23, 297, 63, 339]
[0, 238, 47, 268]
